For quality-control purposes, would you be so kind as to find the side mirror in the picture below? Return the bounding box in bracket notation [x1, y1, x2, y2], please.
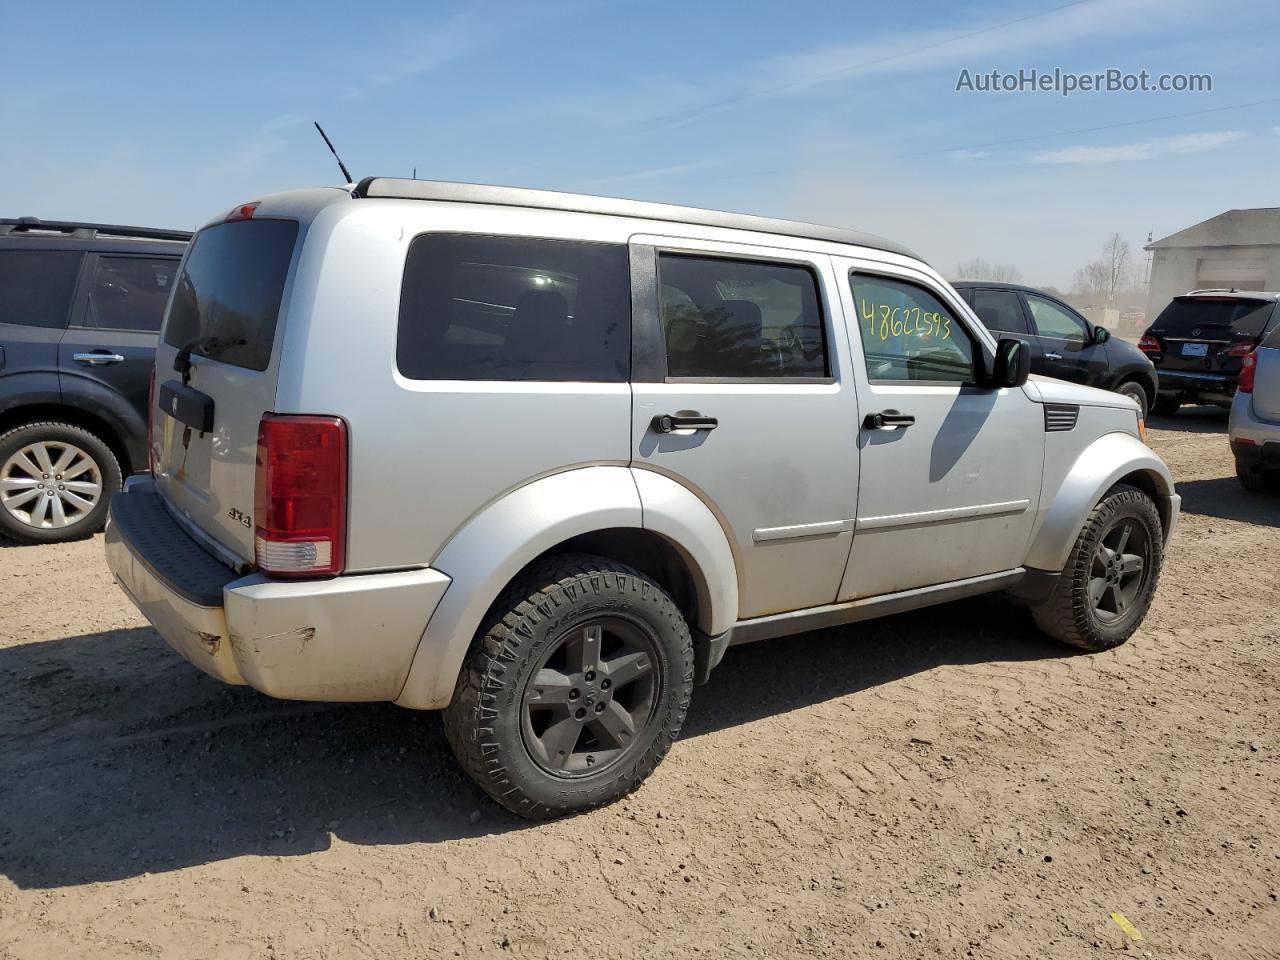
[1093, 326, 1111, 345]
[992, 337, 1032, 388]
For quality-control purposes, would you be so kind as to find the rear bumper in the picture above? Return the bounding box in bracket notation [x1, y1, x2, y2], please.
[105, 481, 451, 702]
[1155, 369, 1237, 405]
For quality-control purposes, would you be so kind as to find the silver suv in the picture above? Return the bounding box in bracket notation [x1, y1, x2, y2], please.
[105, 179, 1180, 818]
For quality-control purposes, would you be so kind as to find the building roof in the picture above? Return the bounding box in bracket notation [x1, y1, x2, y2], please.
[1146, 208, 1280, 250]
[352, 177, 919, 260]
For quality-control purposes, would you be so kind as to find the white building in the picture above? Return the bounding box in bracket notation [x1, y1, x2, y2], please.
[1145, 208, 1280, 317]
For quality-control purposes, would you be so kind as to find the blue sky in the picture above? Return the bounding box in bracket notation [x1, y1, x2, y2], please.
[3, 0, 1278, 287]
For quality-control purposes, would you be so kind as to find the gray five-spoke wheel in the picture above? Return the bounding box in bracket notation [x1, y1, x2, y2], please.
[0, 440, 103, 530]
[1089, 517, 1150, 623]
[521, 618, 660, 776]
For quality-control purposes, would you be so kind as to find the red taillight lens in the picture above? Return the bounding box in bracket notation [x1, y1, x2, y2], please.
[1138, 335, 1162, 355]
[1226, 338, 1258, 358]
[225, 201, 260, 222]
[147, 368, 157, 476]
[1238, 351, 1257, 393]
[254, 415, 347, 577]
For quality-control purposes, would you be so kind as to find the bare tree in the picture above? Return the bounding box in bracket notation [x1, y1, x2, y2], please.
[955, 258, 1023, 283]
[1072, 235, 1135, 303]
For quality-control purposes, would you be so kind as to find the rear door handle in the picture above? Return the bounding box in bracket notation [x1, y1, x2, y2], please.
[863, 410, 915, 430]
[652, 413, 718, 433]
[73, 351, 126, 365]
[1044, 352, 1062, 361]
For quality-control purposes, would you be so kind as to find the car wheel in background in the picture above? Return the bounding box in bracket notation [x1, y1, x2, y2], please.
[1151, 394, 1181, 417]
[0, 422, 122, 545]
[1116, 381, 1149, 417]
[1031, 484, 1163, 653]
[444, 554, 695, 819]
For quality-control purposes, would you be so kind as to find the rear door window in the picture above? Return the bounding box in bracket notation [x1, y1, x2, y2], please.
[1152, 297, 1276, 341]
[0, 250, 82, 329]
[397, 234, 630, 381]
[657, 254, 829, 379]
[971, 289, 1029, 334]
[84, 256, 177, 332]
[164, 219, 299, 371]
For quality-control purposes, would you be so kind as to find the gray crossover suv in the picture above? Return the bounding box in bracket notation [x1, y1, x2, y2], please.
[105, 179, 1180, 818]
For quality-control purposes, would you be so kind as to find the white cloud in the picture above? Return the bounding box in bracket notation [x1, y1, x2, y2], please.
[1031, 130, 1245, 164]
[949, 149, 991, 161]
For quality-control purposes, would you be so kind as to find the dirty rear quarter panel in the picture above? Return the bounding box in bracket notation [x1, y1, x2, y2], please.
[275, 200, 637, 572]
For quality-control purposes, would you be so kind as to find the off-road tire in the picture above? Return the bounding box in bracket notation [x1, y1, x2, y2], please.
[1151, 394, 1181, 417]
[1116, 380, 1149, 418]
[1031, 484, 1163, 652]
[443, 554, 695, 820]
[0, 421, 122, 545]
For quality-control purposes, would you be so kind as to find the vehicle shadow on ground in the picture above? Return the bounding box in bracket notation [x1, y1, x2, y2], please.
[1147, 406, 1229, 434]
[1176, 476, 1279, 527]
[0, 599, 1063, 890]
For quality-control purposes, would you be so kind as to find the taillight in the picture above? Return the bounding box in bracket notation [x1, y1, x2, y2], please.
[254, 415, 347, 577]
[1226, 338, 1258, 358]
[147, 368, 157, 476]
[1238, 351, 1257, 393]
[1137, 335, 1162, 356]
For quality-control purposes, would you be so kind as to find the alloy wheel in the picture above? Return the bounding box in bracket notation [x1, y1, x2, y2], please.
[0, 441, 103, 530]
[1089, 517, 1151, 623]
[520, 617, 661, 777]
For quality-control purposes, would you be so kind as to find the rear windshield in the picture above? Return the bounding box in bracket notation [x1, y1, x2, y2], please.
[164, 219, 299, 371]
[1152, 297, 1276, 341]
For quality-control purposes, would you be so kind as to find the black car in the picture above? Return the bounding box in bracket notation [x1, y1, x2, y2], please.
[1138, 290, 1279, 416]
[0, 217, 190, 544]
[952, 281, 1157, 415]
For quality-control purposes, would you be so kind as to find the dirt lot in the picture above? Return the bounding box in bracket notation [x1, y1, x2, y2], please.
[0, 409, 1276, 960]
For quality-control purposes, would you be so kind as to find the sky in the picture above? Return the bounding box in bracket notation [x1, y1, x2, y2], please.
[3, 0, 1278, 289]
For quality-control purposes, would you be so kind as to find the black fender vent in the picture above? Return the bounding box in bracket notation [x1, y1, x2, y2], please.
[1044, 403, 1080, 432]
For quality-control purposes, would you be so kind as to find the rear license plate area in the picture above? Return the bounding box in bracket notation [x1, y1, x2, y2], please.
[1181, 342, 1209, 357]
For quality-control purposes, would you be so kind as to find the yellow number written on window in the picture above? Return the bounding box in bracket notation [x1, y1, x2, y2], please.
[859, 299, 952, 342]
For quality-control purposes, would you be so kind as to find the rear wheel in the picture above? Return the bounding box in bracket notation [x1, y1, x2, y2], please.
[1152, 394, 1181, 417]
[1031, 484, 1163, 652]
[1116, 380, 1149, 417]
[0, 422, 121, 545]
[443, 554, 694, 819]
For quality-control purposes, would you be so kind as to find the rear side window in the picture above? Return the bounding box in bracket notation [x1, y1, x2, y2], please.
[85, 256, 177, 332]
[971, 289, 1029, 334]
[657, 254, 828, 379]
[164, 219, 299, 371]
[0, 250, 82, 329]
[397, 234, 630, 381]
[1152, 297, 1276, 341]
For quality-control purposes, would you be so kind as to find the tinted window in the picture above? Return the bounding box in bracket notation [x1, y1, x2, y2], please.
[972, 289, 1029, 334]
[398, 235, 629, 382]
[658, 254, 827, 379]
[0, 250, 82, 329]
[1026, 294, 1088, 342]
[850, 274, 975, 383]
[86, 256, 176, 332]
[1152, 297, 1276, 340]
[164, 219, 299, 371]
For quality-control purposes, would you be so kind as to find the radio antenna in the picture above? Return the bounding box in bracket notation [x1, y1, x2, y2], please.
[313, 121, 353, 184]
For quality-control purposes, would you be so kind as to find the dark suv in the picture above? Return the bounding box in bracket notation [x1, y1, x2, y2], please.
[1138, 290, 1279, 416]
[952, 281, 1158, 415]
[0, 217, 190, 544]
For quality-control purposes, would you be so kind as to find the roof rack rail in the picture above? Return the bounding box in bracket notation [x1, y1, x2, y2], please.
[350, 177, 917, 260]
[0, 217, 191, 242]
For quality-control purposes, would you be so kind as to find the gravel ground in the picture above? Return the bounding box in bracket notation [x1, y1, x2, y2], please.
[0, 408, 1276, 960]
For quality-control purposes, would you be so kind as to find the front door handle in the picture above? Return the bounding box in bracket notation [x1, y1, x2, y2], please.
[1044, 352, 1063, 361]
[73, 351, 126, 365]
[652, 413, 718, 433]
[863, 410, 915, 430]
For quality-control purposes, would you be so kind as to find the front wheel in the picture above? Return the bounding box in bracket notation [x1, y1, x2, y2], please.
[1031, 484, 1163, 652]
[443, 555, 695, 819]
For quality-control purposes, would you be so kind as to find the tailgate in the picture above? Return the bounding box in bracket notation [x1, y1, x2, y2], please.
[1149, 296, 1276, 374]
[153, 218, 300, 563]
